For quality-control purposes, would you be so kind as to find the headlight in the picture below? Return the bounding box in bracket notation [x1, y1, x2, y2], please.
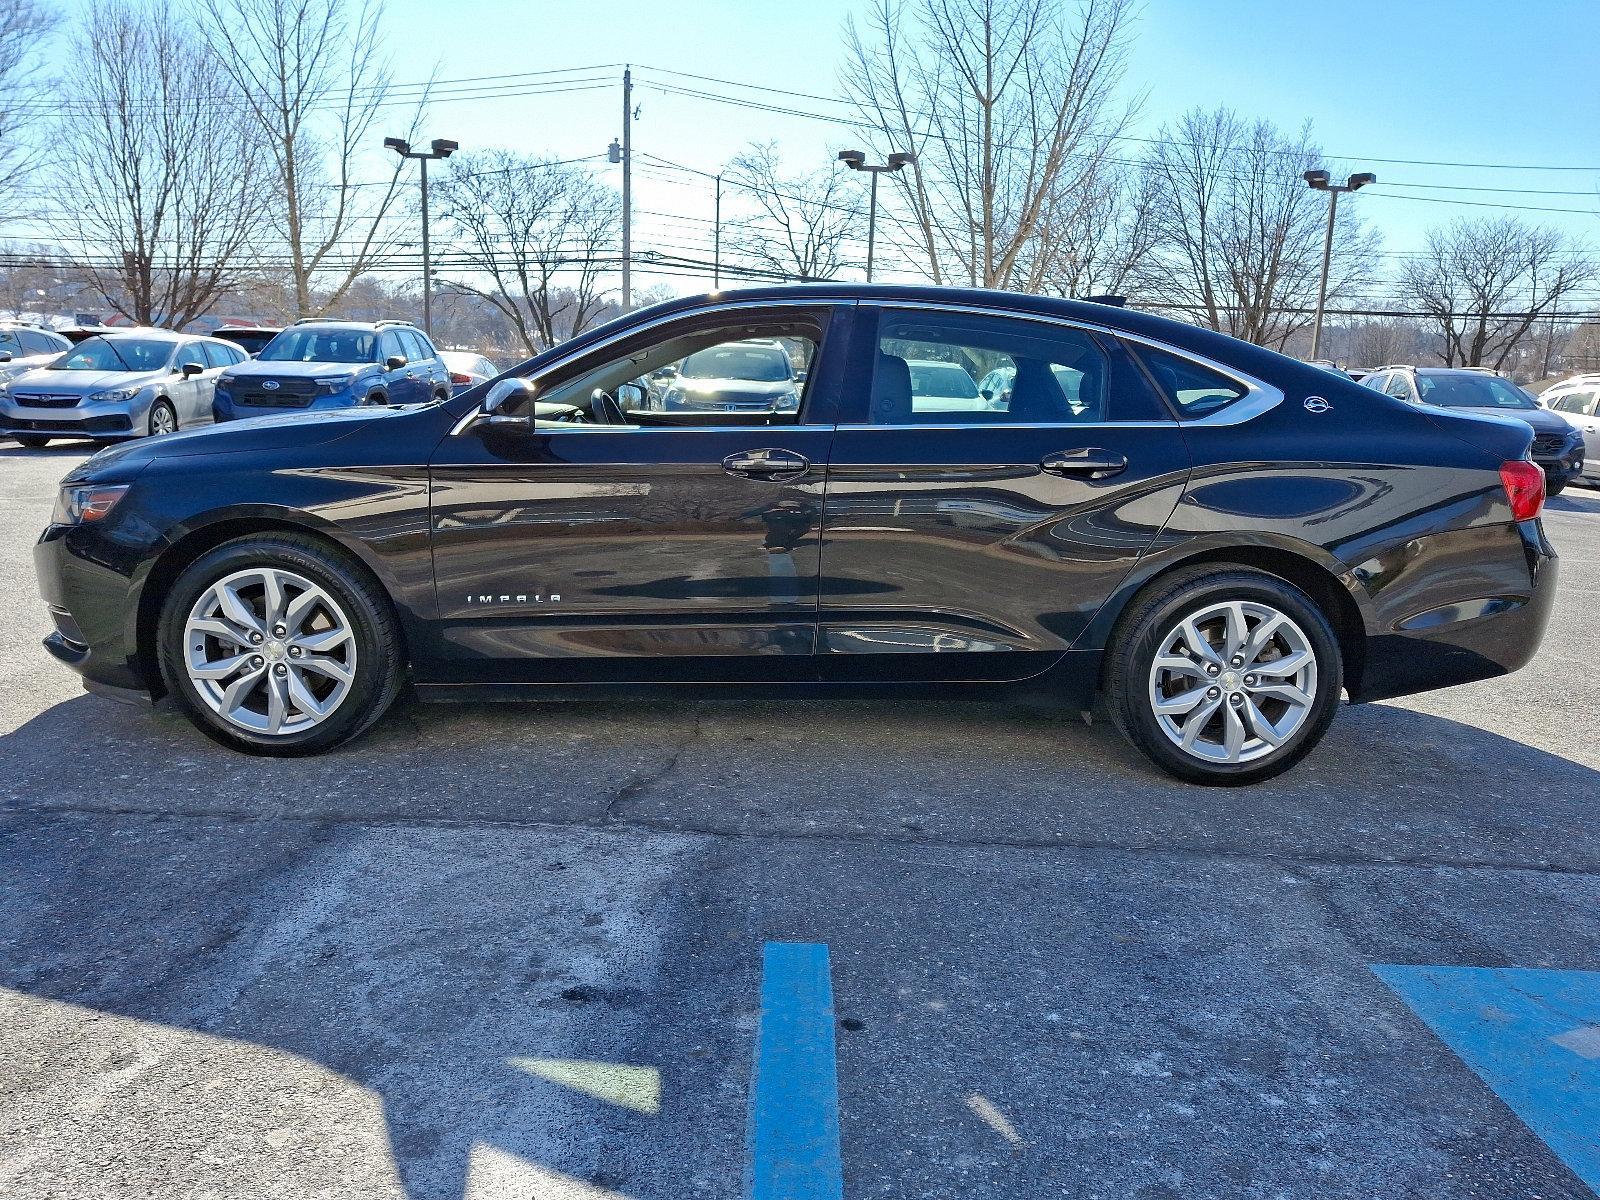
[774, 389, 800, 411]
[86, 387, 142, 404]
[318, 374, 357, 391]
[52, 484, 130, 526]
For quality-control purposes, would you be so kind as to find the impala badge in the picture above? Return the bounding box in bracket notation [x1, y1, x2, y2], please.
[1303, 396, 1331, 414]
[466, 593, 561, 605]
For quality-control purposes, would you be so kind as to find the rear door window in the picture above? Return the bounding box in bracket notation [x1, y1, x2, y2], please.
[400, 329, 433, 362]
[869, 309, 1165, 424]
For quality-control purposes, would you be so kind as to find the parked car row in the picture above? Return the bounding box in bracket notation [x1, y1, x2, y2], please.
[1356, 364, 1590, 493]
[0, 317, 500, 447]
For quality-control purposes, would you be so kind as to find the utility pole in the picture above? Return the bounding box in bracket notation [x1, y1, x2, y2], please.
[1303, 168, 1376, 362]
[621, 66, 633, 312]
[384, 136, 460, 336]
[837, 150, 915, 284]
[713, 173, 723, 289]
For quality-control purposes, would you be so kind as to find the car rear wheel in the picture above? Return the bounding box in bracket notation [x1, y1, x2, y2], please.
[13, 435, 50, 448]
[157, 534, 404, 756]
[148, 399, 177, 436]
[1105, 566, 1343, 786]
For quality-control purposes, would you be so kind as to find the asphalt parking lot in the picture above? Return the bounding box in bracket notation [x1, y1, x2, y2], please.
[2, 443, 1599, 1200]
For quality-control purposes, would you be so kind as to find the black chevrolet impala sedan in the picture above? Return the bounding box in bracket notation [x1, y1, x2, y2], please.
[33, 285, 1557, 784]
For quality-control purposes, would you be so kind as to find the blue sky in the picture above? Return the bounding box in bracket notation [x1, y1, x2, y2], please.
[36, 0, 1600, 292]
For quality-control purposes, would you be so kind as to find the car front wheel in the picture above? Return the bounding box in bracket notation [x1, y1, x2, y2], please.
[157, 534, 404, 755]
[1105, 566, 1343, 786]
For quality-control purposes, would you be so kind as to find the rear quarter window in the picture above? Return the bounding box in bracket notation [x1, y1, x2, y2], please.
[1134, 345, 1250, 418]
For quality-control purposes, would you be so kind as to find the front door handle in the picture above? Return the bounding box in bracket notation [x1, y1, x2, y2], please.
[1040, 448, 1128, 480]
[723, 448, 811, 480]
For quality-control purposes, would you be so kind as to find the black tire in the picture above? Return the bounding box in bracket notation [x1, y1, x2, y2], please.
[1546, 478, 1567, 497]
[13, 435, 50, 448]
[156, 533, 405, 756]
[1104, 565, 1343, 786]
[147, 399, 178, 437]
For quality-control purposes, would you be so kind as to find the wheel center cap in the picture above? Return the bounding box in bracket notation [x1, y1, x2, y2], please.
[1220, 670, 1241, 691]
[264, 640, 286, 662]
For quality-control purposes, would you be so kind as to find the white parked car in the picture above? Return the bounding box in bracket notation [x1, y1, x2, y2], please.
[439, 350, 499, 394]
[0, 324, 71, 386]
[1543, 374, 1600, 488]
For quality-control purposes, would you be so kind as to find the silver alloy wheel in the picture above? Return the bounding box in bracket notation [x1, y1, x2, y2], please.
[1147, 599, 1318, 765]
[182, 567, 357, 736]
[150, 403, 176, 435]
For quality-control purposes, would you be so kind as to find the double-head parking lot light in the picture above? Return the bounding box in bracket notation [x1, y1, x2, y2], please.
[384, 136, 460, 336]
[838, 149, 915, 283]
[1304, 169, 1377, 361]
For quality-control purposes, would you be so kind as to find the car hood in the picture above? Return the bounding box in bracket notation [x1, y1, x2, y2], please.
[65, 404, 425, 484]
[1433, 404, 1572, 435]
[7, 366, 163, 393]
[673, 377, 794, 395]
[223, 359, 375, 380]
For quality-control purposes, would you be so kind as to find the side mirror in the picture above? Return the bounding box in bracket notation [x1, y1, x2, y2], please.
[980, 388, 993, 401]
[616, 382, 646, 411]
[0, 352, 11, 363]
[794, 368, 808, 383]
[481, 377, 537, 426]
[181, 362, 203, 378]
[385, 355, 407, 371]
[652, 365, 677, 380]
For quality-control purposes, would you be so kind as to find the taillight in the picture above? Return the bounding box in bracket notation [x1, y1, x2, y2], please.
[449, 372, 471, 385]
[1499, 460, 1545, 522]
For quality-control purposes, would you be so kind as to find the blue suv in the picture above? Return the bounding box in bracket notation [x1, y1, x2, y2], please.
[213, 319, 452, 422]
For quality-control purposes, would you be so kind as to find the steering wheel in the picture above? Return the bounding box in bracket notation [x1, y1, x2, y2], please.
[590, 387, 627, 425]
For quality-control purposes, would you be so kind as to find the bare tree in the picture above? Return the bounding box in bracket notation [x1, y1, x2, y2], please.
[724, 142, 862, 280]
[1034, 160, 1158, 299]
[1138, 107, 1378, 349]
[1399, 216, 1595, 369]
[435, 150, 619, 355]
[56, 0, 265, 327]
[0, 0, 54, 225]
[1343, 314, 1428, 369]
[197, 0, 426, 316]
[841, 0, 1137, 289]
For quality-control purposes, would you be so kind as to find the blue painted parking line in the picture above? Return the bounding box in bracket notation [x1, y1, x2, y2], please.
[1374, 964, 1600, 1190]
[747, 941, 845, 1200]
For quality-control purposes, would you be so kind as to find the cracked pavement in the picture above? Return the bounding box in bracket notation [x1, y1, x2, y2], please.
[3, 444, 1600, 1198]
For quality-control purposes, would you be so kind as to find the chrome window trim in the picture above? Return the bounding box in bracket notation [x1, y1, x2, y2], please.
[451, 298, 839, 437]
[865, 299, 1285, 428]
[836, 420, 1179, 432]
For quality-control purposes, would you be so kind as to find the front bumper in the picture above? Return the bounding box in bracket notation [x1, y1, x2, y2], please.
[0, 393, 146, 440]
[213, 390, 359, 422]
[34, 525, 151, 696]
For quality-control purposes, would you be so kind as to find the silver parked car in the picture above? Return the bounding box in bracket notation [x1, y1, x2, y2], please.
[0, 324, 71, 386]
[0, 330, 248, 448]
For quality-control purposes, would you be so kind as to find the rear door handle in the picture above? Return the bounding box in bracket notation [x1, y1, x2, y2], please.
[723, 448, 811, 480]
[1040, 448, 1128, 480]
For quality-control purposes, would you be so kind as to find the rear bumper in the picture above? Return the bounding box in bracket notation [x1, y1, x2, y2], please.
[1353, 519, 1558, 702]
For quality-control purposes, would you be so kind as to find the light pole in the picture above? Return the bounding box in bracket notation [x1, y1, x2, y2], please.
[838, 150, 914, 283]
[385, 136, 459, 335]
[1303, 168, 1376, 361]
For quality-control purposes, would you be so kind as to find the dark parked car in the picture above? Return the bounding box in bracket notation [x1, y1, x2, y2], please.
[34, 285, 1556, 785]
[211, 318, 451, 422]
[212, 325, 283, 358]
[1360, 365, 1584, 494]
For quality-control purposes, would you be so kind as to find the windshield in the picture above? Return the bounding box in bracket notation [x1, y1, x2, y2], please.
[909, 362, 979, 399]
[257, 328, 377, 364]
[1418, 374, 1536, 410]
[679, 344, 791, 382]
[52, 337, 174, 372]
